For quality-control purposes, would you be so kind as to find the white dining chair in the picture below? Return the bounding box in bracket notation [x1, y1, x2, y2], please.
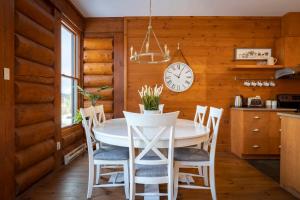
[92, 105, 122, 185]
[80, 107, 130, 199]
[194, 105, 208, 126]
[123, 111, 179, 200]
[139, 104, 165, 114]
[174, 107, 223, 200]
[93, 105, 106, 126]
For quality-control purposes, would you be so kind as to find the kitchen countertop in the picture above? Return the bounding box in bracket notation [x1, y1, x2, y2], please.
[231, 107, 297, 112]
[278, 112, 300, 119]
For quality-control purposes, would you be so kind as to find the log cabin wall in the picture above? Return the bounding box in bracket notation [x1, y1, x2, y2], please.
[83, 38, 114, 119]
[84, 18, 125, 118]
[14, 0, 84, 195]
[124, 16, 300, 152]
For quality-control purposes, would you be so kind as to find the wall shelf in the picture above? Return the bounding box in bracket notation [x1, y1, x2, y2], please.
[231, 65, 284, 69]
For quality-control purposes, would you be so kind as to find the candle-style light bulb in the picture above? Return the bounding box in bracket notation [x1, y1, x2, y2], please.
[134, 51, 138, 60]
[164, 44, 167, 53]
[130, 46, 133, 57]
[146, 42, 149, 53]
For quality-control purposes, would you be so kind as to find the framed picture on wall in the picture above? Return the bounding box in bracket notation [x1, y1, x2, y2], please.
[234, 48, 272, 60]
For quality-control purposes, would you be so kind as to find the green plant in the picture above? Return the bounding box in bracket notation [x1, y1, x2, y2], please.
[77, 85, 110, 106]
[138, 85, 163, 111]
[74, 85, 110, 124]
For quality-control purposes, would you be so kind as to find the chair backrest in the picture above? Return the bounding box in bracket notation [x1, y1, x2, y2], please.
[93, 105, 106, 126]
[80, 107, 95, 162]
[139, 104, 165, 114]
[206, 107, 223, 162]
[193, 105, 208, 126]
[124, 111, 179, 175]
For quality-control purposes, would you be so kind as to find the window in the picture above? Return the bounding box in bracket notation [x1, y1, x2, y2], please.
[61, 24, 79, 128]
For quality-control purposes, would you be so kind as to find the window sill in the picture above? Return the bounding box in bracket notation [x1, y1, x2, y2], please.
[62, 124, 82, 136]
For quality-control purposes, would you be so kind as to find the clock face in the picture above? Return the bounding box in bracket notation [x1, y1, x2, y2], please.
[164, 62, 194, 92]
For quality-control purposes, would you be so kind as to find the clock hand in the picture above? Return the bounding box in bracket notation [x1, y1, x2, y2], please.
[178, 66, 186, 78]
[172, 73, 180, 78]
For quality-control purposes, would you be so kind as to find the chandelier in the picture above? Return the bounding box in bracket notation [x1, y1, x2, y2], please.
[130, 0, 171, 64]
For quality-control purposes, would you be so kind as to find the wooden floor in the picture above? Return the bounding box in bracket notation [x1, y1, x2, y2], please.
[17, 153, 296, 200]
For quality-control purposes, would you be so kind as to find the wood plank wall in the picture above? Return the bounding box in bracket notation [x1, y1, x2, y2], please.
[0, 0, 15, 199]
[124, 17, 300, 151]
[84, 18, 125, 118]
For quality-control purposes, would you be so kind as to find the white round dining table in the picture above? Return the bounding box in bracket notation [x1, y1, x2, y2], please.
[93, 118, 210, 200]
[93, 118, 210, 148]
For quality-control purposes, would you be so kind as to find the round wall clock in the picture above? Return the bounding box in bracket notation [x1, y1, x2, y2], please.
[164, 62, 194, 92]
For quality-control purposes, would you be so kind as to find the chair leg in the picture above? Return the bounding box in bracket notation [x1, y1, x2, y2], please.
[174, 166, 179, 200]
[209, 165, 217, 200]
[87, 163, 94, 199]
[95, 164, 100, 185]
[203, 166, 209, 186]
[123, 162, 130, 199]
[129, 168, 135, 200]
[168, 173, 173, 200]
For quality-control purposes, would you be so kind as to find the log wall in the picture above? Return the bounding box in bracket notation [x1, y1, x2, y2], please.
[125, 16, 300, 152]
[14, 0, 56, 194]
[83, 38, 114, 118]
[84, 18, 125, 118]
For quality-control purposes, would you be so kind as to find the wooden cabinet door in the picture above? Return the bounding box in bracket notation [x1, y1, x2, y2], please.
[280, 117, 300, 197]
[268, 112, 281, 155]
[283, 37, 300, 66]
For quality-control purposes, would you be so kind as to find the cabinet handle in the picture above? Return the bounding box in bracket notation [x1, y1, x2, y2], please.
[278, 145, 281, 149]
[253, 116, 260, 119]
[252, 145, 260, 149]
[279, 129, 282, 133]
[252, 128, 260, 132]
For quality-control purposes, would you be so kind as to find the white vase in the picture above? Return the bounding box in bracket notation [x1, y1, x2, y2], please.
[143, 110, 160, 114]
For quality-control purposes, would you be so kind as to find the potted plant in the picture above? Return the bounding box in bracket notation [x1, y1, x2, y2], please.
[138, 85, 163, 114]
[74, 85, 110, 124]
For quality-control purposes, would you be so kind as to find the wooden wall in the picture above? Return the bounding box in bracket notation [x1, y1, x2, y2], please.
[0, 0, 15, 199]
[124, 16, 300, 151]
[83, 38, 114, 118]
[13, 0, 84, 195]
[14, 0, 56, 194]
[84, 18, 125, 118]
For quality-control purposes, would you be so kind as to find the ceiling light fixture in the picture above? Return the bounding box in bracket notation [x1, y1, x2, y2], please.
[129, 0, 171, 64]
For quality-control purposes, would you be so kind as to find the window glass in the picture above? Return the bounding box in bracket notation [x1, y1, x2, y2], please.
[61, 25, 78, 128]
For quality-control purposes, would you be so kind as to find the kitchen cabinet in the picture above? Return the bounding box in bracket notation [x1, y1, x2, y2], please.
[230, 108, 294, 158]
[275, 13, 300, 67]
[279, 113, 300, 199]
[276, 37, 300, 67]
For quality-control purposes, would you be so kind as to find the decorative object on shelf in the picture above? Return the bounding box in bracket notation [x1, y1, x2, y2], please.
[138, 85, 163, 113]
[129, 0, 170, 64]
[234, 48, 272, 60]
[267, 57, 278, 65]
[242, 80, 276, 87]
[74, 85, 110, 124]
[164, 44, 194, 92]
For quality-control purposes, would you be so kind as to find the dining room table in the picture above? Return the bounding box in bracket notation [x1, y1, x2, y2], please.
[93, 118, 210, 200]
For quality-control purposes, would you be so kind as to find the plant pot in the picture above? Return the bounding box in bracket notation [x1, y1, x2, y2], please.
[143, 110, 160, 114]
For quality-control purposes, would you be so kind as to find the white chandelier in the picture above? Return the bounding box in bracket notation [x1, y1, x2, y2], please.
[130, 0, 171, 64]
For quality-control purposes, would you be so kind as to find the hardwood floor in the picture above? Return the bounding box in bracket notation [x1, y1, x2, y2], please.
[17, 153, 296, 200]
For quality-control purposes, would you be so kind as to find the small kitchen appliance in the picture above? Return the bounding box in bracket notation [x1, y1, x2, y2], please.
[234, 95, 243, 107]
[277, 94, 300, 111]
[247, 96, 263, 107]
